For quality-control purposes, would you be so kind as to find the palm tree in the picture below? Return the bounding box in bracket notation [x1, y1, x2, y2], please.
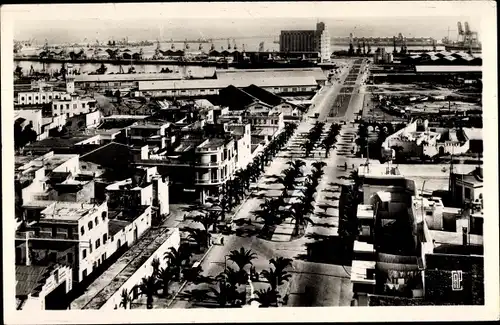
[290, 201, 315, 235]
[287, 159, 306, 175]
[157, 266, 174, 297]
[228, 247, 257, 274]
[119, 288, 133, 309]
[260, 268, 292, 292]
[151, 257, 161, 277]
[312, 161, 327, 172]
[269, 257, 293, 275]
[193, 211, 219, 233]
[320, 141, 333, 157]
[217, 266, 246, 287]
[258, 198, 283, 223]
[210, 278, 241, 307]
[349, 169, 362, 190]
[164, 245, 192, 280]
[250, 287, 282, 307]
[301, 140, 314, 158]
[186, 227, 210, 252]
[135, 275, 160, 309]
[338, 185, 359, 248]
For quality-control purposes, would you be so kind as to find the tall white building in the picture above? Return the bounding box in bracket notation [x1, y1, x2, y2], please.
[316, 22, 331, 62]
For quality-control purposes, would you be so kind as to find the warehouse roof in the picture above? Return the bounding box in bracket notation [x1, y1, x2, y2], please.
[138, 76, 318, 91]
[415, 65, 482, 73]
[74, 73, 184, 82]
[216, 67, 327, 82]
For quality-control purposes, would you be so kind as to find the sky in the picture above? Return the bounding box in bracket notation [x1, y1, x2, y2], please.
[6, 2, 486, 44]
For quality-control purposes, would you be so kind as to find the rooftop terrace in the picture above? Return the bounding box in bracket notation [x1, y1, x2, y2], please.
[40, 202, 102, 222]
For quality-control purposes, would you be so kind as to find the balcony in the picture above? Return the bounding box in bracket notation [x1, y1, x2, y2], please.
[195, 160, 225, 167]
[195, 177, 228, 185]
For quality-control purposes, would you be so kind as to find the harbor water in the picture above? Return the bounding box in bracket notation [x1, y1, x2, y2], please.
[14, 43, 444, 76]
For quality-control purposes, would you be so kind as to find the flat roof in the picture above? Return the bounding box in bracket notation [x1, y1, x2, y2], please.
[462, 127, 482, 141]
[138, 76, 318, 91]
[72, 227, 175, 310]
[198, 138, 230, 150]
[430, 230, 483, 246]
[217, 67, 327, 82]
[41, 202, 102, 222]
[103, 115, 149, 120]
[25, 136, 97, 150]
[108, 219, 131, 237]
[354, 240, 374, 253]
[74, 73, 184, 83]
[414, 65, 482, 73]
[351, 260, 376, 284]
[357, 204, 374, 219]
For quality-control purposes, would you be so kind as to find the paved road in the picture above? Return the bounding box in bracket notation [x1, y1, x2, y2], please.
[169, 58, 370, 309]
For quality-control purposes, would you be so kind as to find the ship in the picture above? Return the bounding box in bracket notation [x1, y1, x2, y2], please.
[442, 21, 481, 52]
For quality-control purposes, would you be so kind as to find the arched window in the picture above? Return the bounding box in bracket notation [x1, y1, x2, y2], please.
[102, 211, 107, 221]
[95, 217, 99, 225]
[88, 221, 93, 230]
[80, 226, 85, 235]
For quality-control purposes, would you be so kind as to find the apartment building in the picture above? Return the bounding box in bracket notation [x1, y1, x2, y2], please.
[16, 201, 109, 283]
[194, 137, 237, 203]
[52, 96, 97, 118]
[105, 168, 169, 216]
[17, 91, 69, 106]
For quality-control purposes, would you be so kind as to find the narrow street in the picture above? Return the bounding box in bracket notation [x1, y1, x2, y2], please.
[169, 58, 370, 308]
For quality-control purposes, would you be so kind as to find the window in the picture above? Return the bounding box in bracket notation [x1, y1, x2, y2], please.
[82, 249, 87, 258]
[42, 95, 46, 100]
[66, 104, 69, 109]
[35, 96, 39, 100]
[465, 187, 472, 199]
[80, 226, 85, 235]
[210, 155, 217, 163]
[89, 242, 93, 253]
[21, 96, 25, 101]
[28, 96, 32, 101]
[48, 95, 52, 100]
[73, 103, 77, 109]
[426, 211, 433, 216]
[88, 221, 93, 230]
[96, 238, 101, 249]
[82, 269, 87, 278]
[52, 227, 57, 237]
[102, 211, 107, 221]
[82, 103, 86, 108]
[95, 217, 99, 225]
[103, 233, 108, 244]
[68, 227, 73, 238]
